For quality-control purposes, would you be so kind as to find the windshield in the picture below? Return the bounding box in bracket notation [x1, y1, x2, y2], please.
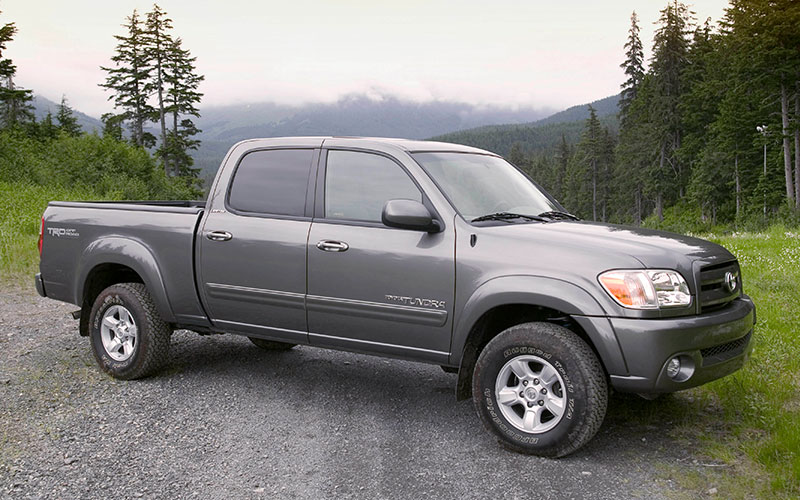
[412, 152, 560, 222]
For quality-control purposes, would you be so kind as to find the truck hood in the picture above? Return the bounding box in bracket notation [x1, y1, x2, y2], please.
[475, 220, 735, 289]
[530, 221, 733, 268]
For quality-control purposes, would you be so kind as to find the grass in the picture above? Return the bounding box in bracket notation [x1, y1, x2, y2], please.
[1, 181, 797, 495]
[692, 227, 800, 496]
[0, 181, 108, 281]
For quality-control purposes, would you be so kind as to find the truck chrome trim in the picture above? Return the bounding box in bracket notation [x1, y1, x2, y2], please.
[206, 283, 305, 309]
[307, 294, 448, 327]
[308, 332, 450, 358]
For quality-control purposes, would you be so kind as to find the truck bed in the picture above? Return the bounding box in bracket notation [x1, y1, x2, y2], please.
[39, 200, 209, 327]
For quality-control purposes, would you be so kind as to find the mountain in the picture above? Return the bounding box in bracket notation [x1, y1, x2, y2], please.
[30, 91, 619, 182]
[191, 94, 556, 178]
[32, 95, 103, 134]
[431, 94, 620, 157]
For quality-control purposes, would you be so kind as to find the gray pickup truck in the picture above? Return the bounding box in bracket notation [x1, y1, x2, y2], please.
[36, 137, 755, 457]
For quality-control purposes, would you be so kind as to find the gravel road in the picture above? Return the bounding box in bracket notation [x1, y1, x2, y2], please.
[0, 286, 698, 499]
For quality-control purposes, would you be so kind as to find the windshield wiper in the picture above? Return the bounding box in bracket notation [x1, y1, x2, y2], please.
[536, 210, 580, 221]
[471, 212, 549, 223]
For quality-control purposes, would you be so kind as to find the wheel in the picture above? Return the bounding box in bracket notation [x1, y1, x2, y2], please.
[472, 322, 608, 457]
[89, 283, 171, 380]
[248, 337, 296, 351]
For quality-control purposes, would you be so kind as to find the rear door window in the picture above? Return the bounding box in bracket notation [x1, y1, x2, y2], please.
[228, 149, 314, 216]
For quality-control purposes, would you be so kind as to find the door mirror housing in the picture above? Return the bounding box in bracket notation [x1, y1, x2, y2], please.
[382, 199, 441, 232]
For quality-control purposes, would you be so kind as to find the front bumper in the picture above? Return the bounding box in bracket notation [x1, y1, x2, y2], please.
[609, 295, 755, 393]
[34, 272, 46, 297]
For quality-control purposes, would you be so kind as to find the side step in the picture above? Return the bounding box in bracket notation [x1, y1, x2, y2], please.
[71, 310, 81, 320]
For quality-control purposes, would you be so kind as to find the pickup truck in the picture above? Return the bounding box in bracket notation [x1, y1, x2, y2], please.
[36, 137, 755, 457]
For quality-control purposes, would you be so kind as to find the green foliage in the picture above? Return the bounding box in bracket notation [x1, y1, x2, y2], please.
[700, 229, 800, 497]
[0, 130, 198, 200]
[0, 181, 108, 279]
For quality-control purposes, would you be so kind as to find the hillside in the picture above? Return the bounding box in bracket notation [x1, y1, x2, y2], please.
[191, 94, 555, 177]
[431, 94, 619, 156]
[32, 95, 103, 134]
[29, 92, 620, 180]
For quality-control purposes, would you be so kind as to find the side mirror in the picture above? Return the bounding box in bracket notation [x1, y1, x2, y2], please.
[382, 199, 441, 232]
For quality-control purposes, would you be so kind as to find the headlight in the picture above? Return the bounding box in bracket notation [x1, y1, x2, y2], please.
[598, 269, 691, 309]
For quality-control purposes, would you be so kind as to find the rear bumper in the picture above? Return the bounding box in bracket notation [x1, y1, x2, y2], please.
[609, 295, 755, 393]
[34, 273, 46, 297]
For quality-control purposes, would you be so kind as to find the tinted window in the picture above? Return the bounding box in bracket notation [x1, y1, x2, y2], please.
[228, 149, 314, 216]
[325, 150, 421, 222]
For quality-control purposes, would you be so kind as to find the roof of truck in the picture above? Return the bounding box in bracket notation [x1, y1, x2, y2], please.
[241, 136, 498, 156]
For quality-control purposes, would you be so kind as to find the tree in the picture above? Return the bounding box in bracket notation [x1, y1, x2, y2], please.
[56, 95, 82, 137]
[648, 1, 693, 218]
[100, 10, 155, 148]
[144, 4, 174, 170]
[552, 134, 569, 201]
[564, 106, 607, 220]
[159, 37, 203, 178]
[0, 10, 33, 128]
[101, 112, 124, 141]
[619, 11, 645, 123]
[508, 142, 526, 167]
[723, 0, 800, 209]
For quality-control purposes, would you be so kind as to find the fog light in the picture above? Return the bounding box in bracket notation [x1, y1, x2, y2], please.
[666, 357, 681, 379]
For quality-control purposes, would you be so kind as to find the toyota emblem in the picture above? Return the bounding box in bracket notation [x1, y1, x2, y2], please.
[724, 271, 737, 293]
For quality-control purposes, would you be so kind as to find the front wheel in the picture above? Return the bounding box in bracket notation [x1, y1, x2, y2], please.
[472, 322, 608, 457]
[89, 283, 172, 380]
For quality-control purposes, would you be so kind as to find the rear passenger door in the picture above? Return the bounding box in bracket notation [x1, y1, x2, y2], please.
[306, 148, 456, 362]
[198, 146, 318, 344]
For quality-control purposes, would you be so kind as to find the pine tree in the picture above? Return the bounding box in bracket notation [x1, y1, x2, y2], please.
[144, 4, 174, 171]
[564, 106, 604, 220]
[56, 95, 82, 136]
[553, 134, 569, 201]
[101, 112, 125, 141]
[160, 37, 203, 178]
[648, 1, 693, 218]
[619, 11, 645, 123]
[723, 0, 800, 209]
[0, 10, 33, 129]
[100, 10, 155, 148]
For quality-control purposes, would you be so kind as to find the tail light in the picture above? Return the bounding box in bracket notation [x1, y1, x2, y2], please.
[38, 217, 44, 255]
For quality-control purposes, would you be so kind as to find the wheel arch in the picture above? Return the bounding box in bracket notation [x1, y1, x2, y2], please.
[451, 276, 625, 400]
[75, 237, 174, 336]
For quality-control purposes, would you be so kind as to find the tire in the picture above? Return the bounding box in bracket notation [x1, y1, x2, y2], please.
[248, 337, 296, 351]
[472, 322, 608, 457]
[89, 283, 171, 380]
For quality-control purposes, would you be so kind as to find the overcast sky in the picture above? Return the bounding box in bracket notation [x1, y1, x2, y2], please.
[3, 0, 729, 118]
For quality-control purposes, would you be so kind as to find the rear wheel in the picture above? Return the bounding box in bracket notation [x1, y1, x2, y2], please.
[472, 322, 608, 457]
[248, 337, 296, 351]
[89, 283, 171, 380]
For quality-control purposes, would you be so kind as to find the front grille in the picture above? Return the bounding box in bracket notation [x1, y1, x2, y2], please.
[700, 330, 752, 366]
[698, 260, 741, 313]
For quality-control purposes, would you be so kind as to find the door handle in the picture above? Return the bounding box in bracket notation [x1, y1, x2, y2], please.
[316, 240, 349, 252]
[206, 230, 233, 242]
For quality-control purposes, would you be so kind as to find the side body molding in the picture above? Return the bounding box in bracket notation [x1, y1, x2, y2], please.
[75, 237, 175, 323]
[451, 275, 627, 376]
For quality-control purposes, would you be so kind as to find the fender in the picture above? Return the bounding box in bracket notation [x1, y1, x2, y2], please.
[451, 275, 626, 375]
[75, 237, 175, 323]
